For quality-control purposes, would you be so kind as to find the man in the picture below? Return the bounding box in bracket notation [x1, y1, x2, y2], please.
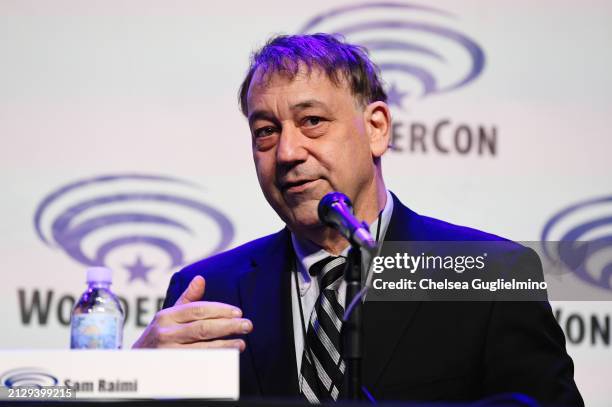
[134, 34, 582, 405]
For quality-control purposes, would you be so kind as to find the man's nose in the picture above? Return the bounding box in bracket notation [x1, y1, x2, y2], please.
[276, 124, 308, 165]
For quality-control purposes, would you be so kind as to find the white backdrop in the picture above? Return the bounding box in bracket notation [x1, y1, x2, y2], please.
[0, 0, 610, 405]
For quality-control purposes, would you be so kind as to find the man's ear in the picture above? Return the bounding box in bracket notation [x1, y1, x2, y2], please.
[363, 101, 392, 159]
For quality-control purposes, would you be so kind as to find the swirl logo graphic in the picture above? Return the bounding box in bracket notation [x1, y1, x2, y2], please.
[1, 368, 59, 388]
[34, 174, 234, 284]
[541, 195, 612, 291]
[301, 2, 485, 108]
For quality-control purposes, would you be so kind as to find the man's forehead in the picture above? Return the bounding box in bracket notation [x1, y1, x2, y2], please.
[251, 65, 330, 90]
[246, 65, 354, 113]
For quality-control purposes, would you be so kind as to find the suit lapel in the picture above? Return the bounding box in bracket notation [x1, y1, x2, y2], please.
[238, 229, 299, 397]
[363, 192, 423, 388]
[237, 193, 425, 394]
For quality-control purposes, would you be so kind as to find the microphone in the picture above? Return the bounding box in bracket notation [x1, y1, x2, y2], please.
[318, 192, 377, 251]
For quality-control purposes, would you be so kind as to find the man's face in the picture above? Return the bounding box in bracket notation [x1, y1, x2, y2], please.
[246, 66, 377, 233]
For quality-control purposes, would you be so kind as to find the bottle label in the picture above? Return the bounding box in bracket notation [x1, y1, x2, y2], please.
[71, 314, 122, 349]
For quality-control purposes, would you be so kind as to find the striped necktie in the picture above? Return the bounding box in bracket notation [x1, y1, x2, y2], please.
[300, 256, 347, 403]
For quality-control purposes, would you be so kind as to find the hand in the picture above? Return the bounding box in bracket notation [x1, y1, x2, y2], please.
[132, 275, 252, 351]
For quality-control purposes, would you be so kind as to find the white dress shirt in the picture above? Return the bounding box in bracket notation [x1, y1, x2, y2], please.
[290, 190, 394, 380]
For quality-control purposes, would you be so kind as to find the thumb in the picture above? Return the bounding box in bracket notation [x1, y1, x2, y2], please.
[174, 275, 206, 306]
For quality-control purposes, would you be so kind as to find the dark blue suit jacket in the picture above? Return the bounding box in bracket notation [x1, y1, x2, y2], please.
[163, 193, 583, 405]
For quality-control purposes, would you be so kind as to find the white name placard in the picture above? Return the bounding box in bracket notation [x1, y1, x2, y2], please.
[0, 349, 238, 400]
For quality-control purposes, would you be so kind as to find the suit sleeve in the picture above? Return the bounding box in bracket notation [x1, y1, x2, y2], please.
[482, 249, 584, 406]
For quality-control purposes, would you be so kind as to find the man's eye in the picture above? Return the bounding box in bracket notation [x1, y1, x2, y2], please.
[304, 116, 322, 127]
[254, 126, 277, 138]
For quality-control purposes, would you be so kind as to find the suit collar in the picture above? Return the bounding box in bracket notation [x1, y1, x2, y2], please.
[384, 191, 422, 242]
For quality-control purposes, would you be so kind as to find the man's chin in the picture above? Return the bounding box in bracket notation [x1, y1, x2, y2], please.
[290, 214, 321, 230]
[283, 206, 323, 232]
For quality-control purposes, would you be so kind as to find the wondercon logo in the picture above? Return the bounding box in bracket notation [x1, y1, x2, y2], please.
[541, 195, 612, 292]
[300, 2, 486, 108]
[1, 368, 59, 388]
[34, 174, 234, 284]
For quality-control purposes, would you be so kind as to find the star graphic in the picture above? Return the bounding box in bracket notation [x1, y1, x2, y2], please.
[124, 255, 154, 283]
[386, 82, 409, 109]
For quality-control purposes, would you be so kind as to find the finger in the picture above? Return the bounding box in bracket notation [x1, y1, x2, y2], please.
[163, 339, 246, 352]
[169, 301, 242, 323]
[173, 318, 253, 343]
[174, 275, 206, 306]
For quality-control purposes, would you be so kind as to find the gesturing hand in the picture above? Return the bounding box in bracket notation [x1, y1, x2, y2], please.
[132, 276, 252, 351]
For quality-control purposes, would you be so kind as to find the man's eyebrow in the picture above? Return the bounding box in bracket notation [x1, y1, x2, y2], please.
[248, 100, 331, 125]
[248, 110, 276, 127]
[290, 99, 330, 112]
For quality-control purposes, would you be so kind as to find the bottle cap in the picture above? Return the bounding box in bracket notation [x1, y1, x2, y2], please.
[86, 267, 112, 283]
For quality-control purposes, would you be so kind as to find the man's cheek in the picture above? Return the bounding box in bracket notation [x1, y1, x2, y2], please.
[254, 162, 272, 184]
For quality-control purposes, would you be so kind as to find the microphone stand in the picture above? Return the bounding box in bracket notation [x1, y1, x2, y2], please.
[343, 245, 363, 401]
[317, 191, 376, 401]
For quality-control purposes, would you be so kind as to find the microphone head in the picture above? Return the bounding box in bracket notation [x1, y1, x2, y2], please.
[318, 191, 352, 225]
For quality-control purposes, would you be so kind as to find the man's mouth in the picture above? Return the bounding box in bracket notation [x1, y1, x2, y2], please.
[281, 179, 318, 194]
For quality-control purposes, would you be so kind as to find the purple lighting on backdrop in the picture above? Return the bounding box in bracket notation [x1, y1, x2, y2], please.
[34, 174, 235, 283]
[300, 2, 486, 105]
[541, 195, 612, 291]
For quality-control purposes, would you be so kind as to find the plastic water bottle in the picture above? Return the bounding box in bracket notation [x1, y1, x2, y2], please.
[70, 267, 124, 349]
